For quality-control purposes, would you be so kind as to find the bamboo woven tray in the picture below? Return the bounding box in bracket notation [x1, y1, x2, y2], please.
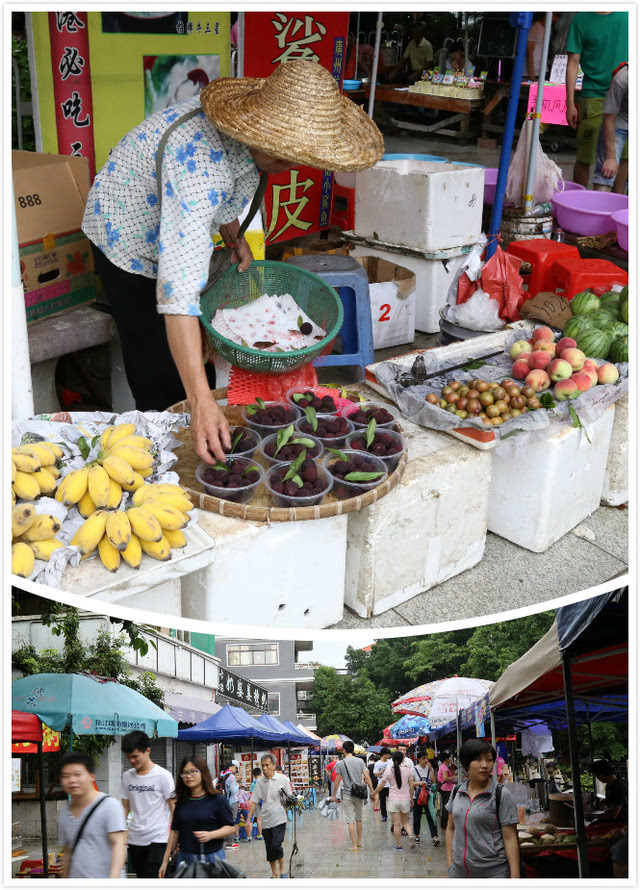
[167, 389, 407, 522]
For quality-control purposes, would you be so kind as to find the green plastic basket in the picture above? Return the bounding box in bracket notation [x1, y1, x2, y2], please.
[199, 261, 344, 374]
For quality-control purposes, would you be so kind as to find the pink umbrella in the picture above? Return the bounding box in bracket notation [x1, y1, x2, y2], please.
[392, 676, 493, 728]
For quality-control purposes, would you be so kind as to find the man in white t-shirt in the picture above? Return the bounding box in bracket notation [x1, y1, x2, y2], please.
[373, 748, 392, 822]
[120, 731, 175, 878]
[396, 744, 414, 770]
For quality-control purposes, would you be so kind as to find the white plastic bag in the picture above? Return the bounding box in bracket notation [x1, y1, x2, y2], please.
[452, 289, 504, 331]
[505, 117, 562, 207]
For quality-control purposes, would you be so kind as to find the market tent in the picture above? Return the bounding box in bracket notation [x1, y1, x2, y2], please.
[296, 724, 322, 741]
[12, 672, 178, 739]
[281, 719, 318, 746]
[257, 714, 312, 746]
[320, 733, 352, 754]
[493, 695, 628, 731]
[177, 704, 285, 745]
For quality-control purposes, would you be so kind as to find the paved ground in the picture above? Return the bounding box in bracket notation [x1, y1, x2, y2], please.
[227, 802, 449, 880]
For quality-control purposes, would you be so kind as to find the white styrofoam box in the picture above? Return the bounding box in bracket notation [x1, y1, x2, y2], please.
[601, 395, 628, 506]
[182, 513, 348, 628]
[345, 419, 491, 617]
[355, 161, 484, 251]
[488, 405, 615, 553]
[369, 280, 416, 349]
[335, 171, 356, 188]
[351, 242, 468, 333]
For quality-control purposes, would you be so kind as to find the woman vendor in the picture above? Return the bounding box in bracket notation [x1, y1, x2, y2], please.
[82, 60, 383, 463]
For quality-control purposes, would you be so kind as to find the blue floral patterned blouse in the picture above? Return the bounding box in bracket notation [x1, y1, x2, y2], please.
[82, 95, 260, 317]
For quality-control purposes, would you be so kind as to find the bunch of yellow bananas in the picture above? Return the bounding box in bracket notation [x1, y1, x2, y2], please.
[73, 482, 193, 572]
[55, 422, 156, 511]
[12, 442, 64, 503]
[11, 503, 64, 577]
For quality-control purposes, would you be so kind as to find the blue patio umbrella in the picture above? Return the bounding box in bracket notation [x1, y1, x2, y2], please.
[388, 714, 431, 738]
[12, 673, 178, 741]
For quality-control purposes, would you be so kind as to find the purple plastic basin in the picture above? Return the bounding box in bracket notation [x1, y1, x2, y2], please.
[553, 180, 586, 196]
[612, 209, 628, 252]
[551, 191, 628, 236]
[483, 168, 498, 205]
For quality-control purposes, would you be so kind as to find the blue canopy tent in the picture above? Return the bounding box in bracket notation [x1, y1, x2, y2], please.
[258, 714, 314, 781]
[281, 719, 318, 746]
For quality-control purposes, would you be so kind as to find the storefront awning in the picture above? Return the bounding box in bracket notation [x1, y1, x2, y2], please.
[164, 693, 222, 726]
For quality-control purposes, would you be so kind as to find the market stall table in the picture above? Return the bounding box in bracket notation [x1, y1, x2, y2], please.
[363, 84, 482, 141]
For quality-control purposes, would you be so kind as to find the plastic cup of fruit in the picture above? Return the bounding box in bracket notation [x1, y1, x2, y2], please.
[322, 450, 388, 500]
[195, 457, 265, 505]
[294, 414, 354, 449]
[258, 432, 324, 467]
[341, 400, 400, 429]
[265, 461, 333, 509]
[345, 428, 406, 473]
[240, 401, 301, 436]
[224, 425, 262, 459]
[285, 386, 339, 415]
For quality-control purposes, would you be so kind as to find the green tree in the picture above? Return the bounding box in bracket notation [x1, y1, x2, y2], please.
[346, 637, 417, 700]
[12, 606, 165, 765]
[311, 666, 394, 744]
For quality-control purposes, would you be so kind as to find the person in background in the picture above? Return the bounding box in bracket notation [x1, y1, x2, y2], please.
[446, 740, 520, 879]
[58, 753, 127, 880]
[367, 755, 380, 811]
[564, 12, 628, 187]
[435, 37, 455, 72]
[344, 32, 384, 80]
[245, 753, 293, 879]
[390, 23, 434, 83]
[525, 13, 548, 80]
[238, 786, 252, 842]
[249, 766, 263, 840]
[159, 756, 235, 877]
[593, 63, 628, 194]
[120, 730, 175, 879]
[222, 761, 240, 849]
[326, 757, 339, 795]
[437, 751, 456, 832]
[372, 751, 416, 852]
[412, 749, 439, 846]
[396, 743, 414, 769]
[591, 760, 628, 823]
[373, 747, 392, 822]
[330, 741, 374, 851]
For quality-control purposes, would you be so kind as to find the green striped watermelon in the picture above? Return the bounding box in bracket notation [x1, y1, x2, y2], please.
[620, 293, 628, 324]
[576, 329, 611, 359]
[570, 290, 600, 316]
[564, 315, 594, 341]
[620, 284, 628, 301]
[587, 309, 619, 330]
[606, 321, 629, 340]
[599, 292, 621, 315]
[609, 337, 628, 364]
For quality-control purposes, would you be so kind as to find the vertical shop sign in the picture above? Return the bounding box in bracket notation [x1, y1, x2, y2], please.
[244, 12, 349, 243]
[48, 11, 96, 178]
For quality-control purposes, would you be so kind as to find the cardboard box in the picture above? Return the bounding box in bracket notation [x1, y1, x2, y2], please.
[354, 255, 416, 349]
[13, 150, 96, 323]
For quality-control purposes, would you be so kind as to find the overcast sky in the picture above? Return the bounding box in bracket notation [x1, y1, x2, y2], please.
[309, 638, 376, 668]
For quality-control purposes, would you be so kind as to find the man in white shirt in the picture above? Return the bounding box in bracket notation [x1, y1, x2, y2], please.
[397, 743, 414, 770]
[373, 748, 392, 822]
[245, 754, 294, 879]
[120, 731, 175, 878]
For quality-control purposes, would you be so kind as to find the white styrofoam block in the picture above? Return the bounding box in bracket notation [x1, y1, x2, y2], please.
[488, 405, 615, 553]
[351, 242, 467, 333]
[345, 424, 491, 617]
[601, 395, 628, 506]
[369, 279, 416, 349]
[182, 514, 348, 628]
[355, 161, 484, 251]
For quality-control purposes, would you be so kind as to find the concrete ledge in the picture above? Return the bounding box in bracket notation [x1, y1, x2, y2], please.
[602, 395, 628, 506]
[28, 305, 114, 364]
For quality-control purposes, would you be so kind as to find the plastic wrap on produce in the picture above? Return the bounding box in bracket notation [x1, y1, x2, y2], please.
[374, 348, 628, 444]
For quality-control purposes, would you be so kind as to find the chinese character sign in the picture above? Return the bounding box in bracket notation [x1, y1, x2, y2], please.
[48, 12, 96, 178]
[527, 83, 568, 127]
[244, 11, 349, 243]
[218, 667, 268, 711]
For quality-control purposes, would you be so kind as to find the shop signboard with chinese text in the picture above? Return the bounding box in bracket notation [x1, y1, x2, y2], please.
[243, 11, 349, 242]
[218, 667, 269, 712]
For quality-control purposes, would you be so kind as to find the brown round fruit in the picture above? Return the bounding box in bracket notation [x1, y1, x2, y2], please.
[442, 386, 453, 396]
[476, 381, 490, 393]
[522, 385, 536, 399]
[456, 397, 468, 410]
[490, 416, 504, 426]
[439, 399, 447, 409]
[505, 385, 521, 398]
[501, 378, 514, 388]
[527, 397, 542, 410]
[455, 409, 468, 419]
[466, 399, 481, 415]
[493, 400, 508, 414]
[510, 395, 526, 409]
[489, 381, 500, 390]
[510, 409, 522, 417]
[481, 416, 492, 425]
[466, 389, 480, 400]
[449, 380, 461, 391]
[426, 392, 439, 404]
[445, 404, 458, 414]
[493, 386, 507, 400]
[470, 379, 483, 389]
[479, 391, 494, 407]
[458, 386, 470, 397]
[486, 404, 500, 419]
[446, 392, 458, 404]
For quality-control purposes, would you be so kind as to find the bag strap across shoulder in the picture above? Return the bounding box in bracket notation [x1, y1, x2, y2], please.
[71, 794, 108, 855]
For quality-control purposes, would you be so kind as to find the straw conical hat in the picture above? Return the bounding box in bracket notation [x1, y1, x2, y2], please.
[201, 60, 384, 172]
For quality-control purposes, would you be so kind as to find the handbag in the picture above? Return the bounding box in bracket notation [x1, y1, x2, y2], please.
[173, 845, 247, 879]
[350, 782, 368, 800]
[417, 784, 430, 807]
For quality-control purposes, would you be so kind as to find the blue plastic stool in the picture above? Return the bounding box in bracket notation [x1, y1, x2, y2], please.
[285, 255, 374, 380]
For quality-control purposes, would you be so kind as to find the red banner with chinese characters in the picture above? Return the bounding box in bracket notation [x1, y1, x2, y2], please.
[11, 723, 61, 755]
[48, 11, 96, 179]
[243, 11, 349, 243]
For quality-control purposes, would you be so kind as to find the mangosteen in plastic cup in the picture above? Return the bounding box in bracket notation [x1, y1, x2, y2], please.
[342, 400, 400, 429]
[240, 399, 301, 435]
[322, 449, 388, 500]
[265, 459, 332, 509]
[285, 386, 339, 415]
[196, 457, 264, 504]
[258, 425, 324, 466]
[294, 409, 354, 448]
[346, 427, 406, 473]
[224, 425, 261, 459]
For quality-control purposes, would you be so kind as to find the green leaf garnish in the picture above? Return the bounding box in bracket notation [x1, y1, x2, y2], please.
[539, 392, 556, 410]
[327, 448, 348, 461]
[90, 434, 100, 449]
[297, 315, 304, 330]
[292, 438, 315, 448]
[292, 392, 305, 403]
[214, 460, 230, 472]
[345, 471, 385, 482]
[461, 359, 488, 371]
[77, 437, 90, 461]
[246, 404, 258, 416]
[366, 418, 377, 448]
[291, 474, 303, 488]
[283, 450, 307, 482]
[304, 406, 318, 432]
[256, 397, 266, 409]
[275, 424, 295, 454]
[244, 465, 260, 475]
[568, 404, 592, 444]
[230, 431, 244, 453]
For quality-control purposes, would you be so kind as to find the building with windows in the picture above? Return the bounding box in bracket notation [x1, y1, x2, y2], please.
[216, 638, 318, 730]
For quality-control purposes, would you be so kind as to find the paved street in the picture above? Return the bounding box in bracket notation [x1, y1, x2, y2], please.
[228, 802, 448, 880]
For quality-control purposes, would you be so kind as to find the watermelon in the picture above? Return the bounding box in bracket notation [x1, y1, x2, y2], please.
[587, 309, 618, 330]
[620, 284, 628, 301]
[564, 315, 594, 341]
[570, 290, 600, 316]
[599, 292, 621, 315]
[606, 321, 628, 340]
[576, 329, 611, 359]
[620, 293, 628, 324]
[609, 337, 628, 364]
